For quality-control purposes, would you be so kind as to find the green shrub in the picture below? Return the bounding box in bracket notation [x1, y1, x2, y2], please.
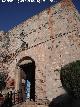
[60, 60, 80, 99]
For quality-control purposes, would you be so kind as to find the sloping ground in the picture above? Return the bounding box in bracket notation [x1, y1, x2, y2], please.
[13, 101, 48, 107]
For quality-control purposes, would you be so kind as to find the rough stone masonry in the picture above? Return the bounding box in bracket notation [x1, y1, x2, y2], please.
[0, 0, 80, 105]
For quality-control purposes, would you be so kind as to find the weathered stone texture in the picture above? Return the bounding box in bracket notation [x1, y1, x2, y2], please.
[0, 0, 80, 104]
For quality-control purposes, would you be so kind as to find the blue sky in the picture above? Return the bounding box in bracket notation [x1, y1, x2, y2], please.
[0, 0, 80, 31]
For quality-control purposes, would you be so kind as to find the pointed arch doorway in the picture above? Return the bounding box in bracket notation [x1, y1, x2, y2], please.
[18, 57, 35, 101]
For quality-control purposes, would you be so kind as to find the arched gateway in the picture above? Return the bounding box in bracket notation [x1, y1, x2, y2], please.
[16, 56, 35, 101]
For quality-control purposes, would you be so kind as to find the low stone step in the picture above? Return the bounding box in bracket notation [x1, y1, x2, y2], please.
[13, 102, 48, 107]
[13, 100, 48, 107]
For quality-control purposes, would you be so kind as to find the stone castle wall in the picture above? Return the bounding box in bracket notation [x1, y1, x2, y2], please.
[0, 0, 80, 102]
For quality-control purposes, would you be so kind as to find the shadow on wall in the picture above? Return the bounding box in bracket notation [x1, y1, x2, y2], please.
[49, 60, 80, 107]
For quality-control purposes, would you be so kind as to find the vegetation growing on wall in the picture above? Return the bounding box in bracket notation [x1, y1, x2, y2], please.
[0, 72, 7, 91]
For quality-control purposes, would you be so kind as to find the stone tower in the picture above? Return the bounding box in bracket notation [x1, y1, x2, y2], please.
[0, 0, 80, 106]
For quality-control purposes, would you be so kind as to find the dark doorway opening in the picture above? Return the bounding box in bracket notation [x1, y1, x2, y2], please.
[19, 61, 35, 101]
